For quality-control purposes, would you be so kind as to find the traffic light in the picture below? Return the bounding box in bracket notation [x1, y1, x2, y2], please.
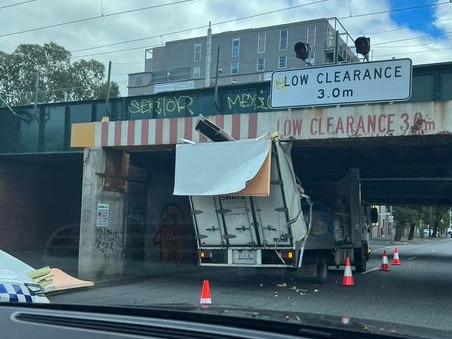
[294, 42, 310, 60]
[354, 37, 370, 56]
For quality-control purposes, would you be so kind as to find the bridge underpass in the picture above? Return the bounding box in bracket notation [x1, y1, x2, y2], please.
[291, 134, 452, 205]
[124, 132, 452, 213]
[0, 61, 451, 278]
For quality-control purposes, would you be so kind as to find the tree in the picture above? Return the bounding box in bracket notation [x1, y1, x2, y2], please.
[420, 205, 450, 237]
[392, 205, 450, 240]
[392, 206, 420, 241]
[69, 59, 119, 101]
[0, 42, 119, 106]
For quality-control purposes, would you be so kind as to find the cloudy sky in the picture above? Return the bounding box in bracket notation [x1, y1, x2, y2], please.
[0, 0, 450, 96]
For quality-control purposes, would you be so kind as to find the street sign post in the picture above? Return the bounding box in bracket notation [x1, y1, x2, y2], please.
[270, 59, 412, 108]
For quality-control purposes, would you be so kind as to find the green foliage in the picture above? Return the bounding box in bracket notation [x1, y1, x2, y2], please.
[0, 42, 120, 106]
[392, 206, 420, 227]
[392, 205, 450, 238]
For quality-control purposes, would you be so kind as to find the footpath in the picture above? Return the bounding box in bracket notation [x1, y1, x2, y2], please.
[370, 235, 449, 248]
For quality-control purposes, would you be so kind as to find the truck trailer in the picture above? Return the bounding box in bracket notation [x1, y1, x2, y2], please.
[173, 124, 372, 283]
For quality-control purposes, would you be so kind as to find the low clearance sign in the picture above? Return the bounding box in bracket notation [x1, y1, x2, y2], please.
[270, 59, 412, 108]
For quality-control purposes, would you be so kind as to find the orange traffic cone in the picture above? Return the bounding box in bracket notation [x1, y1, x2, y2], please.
[379, 250, 390, 271]
[342, 257, 354, 286]
[392, 247, 401, 265]
[200, 279, 212, 307]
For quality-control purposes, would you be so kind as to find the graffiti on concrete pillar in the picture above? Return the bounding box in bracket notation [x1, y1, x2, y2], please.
[95, 227, 121, 254]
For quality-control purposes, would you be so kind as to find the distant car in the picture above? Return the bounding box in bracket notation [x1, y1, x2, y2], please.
[42, 224, 80, 275]
[423, 228, 433, 237]
[447, 228, 452, 237]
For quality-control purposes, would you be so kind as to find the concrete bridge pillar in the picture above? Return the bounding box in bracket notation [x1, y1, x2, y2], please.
[78, 147, 129, 280]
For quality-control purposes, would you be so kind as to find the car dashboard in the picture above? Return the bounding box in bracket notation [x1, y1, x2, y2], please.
[0, 303, 445, 339]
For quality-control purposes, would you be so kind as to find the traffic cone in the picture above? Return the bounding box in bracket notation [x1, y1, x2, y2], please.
[200, 279, 212, 307]
[392, 247, 401, 265]
[379, 250, 390, 271]
[342, 257, 354, 286]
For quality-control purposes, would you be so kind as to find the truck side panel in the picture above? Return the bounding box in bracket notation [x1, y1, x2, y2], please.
[252, 151, 293, 248]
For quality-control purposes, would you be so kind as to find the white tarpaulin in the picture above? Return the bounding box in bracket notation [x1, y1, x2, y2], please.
[173, 139, 271, 196]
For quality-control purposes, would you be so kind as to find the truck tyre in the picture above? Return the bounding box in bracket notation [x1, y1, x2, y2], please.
[354, 248, 367, 273]
[315, 257, 328, 284]
[291, 255, 328, 284]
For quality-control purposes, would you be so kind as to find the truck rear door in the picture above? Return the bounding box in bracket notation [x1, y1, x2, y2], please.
[190, 195, 258, 247]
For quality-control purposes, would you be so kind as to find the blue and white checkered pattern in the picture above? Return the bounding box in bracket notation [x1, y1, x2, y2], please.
[0, 282, 34, 303]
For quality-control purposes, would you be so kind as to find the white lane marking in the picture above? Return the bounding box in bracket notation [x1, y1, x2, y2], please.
[372, 245, 394, 252]
[360, 267, 379, 274]
[408, 256, 416, 260]
[431, 250, 437, 253]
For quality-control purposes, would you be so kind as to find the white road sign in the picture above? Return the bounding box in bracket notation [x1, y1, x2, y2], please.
[271, 59, 412, 108]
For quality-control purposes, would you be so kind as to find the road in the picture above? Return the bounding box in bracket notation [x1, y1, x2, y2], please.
[50, 237, 452, 332]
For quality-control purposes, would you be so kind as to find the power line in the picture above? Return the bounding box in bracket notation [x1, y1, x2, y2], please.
[365, 16, 452, 36]
[2, 0, 449, 60]
[71, 0, 452, 59]
[73, 44, 158, 59]
[377, 44, 452, 59]
[372, 30, 451, 48]
[0, 0, 197, 39]
[0, 0, 37, 10]
[71, 0, 331, 54]
[339, 0, 451, 20]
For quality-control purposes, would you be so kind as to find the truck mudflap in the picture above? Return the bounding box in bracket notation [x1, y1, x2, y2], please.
[173, 137, 309, 267]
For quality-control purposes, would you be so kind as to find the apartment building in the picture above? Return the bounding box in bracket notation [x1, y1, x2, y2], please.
[128, 17, 359, 96]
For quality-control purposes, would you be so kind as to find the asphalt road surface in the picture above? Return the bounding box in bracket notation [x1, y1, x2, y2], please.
[49, 237, 452, 332]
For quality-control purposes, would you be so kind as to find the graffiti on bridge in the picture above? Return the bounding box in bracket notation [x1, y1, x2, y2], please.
[127, 88, 272, 118]
[128, 96, 195, 118]
[225, 92, 271, 112]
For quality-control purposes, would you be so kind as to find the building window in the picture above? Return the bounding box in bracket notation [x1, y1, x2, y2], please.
[193, 66, 201, 78]
[256, 58, 265, 71]
[232, 38, 240, 57]
[279, 29, 288, 50]
[307, 25, 316, 47]
[307, 51, 315, 65]
[278, 56, 287, 68]
[231, 61, 239, 74]
[257, 33, 266, 53]
[194, 43, 201, 62]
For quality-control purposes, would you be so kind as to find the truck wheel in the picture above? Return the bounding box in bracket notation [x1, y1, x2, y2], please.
[355, 258, 366, 273]
[315, 257, 328, 284]
[292, 255, 328, 284]
[354, 248, 367, 273]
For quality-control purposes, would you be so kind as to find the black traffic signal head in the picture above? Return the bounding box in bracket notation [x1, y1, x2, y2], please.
[294, 42, 310, 60]
[354, 37, 370, 55]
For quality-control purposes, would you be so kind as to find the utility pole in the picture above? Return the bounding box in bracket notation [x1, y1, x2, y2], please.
[105, 61, 112, 118]
[449, 207, 451, 228]
[205, 22, 212, 87]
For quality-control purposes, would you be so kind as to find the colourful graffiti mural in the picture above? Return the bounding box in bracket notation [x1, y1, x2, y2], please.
[153, 204, 186, 265]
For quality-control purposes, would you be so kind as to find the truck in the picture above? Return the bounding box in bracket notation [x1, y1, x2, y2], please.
[173, 118, 373, 283]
